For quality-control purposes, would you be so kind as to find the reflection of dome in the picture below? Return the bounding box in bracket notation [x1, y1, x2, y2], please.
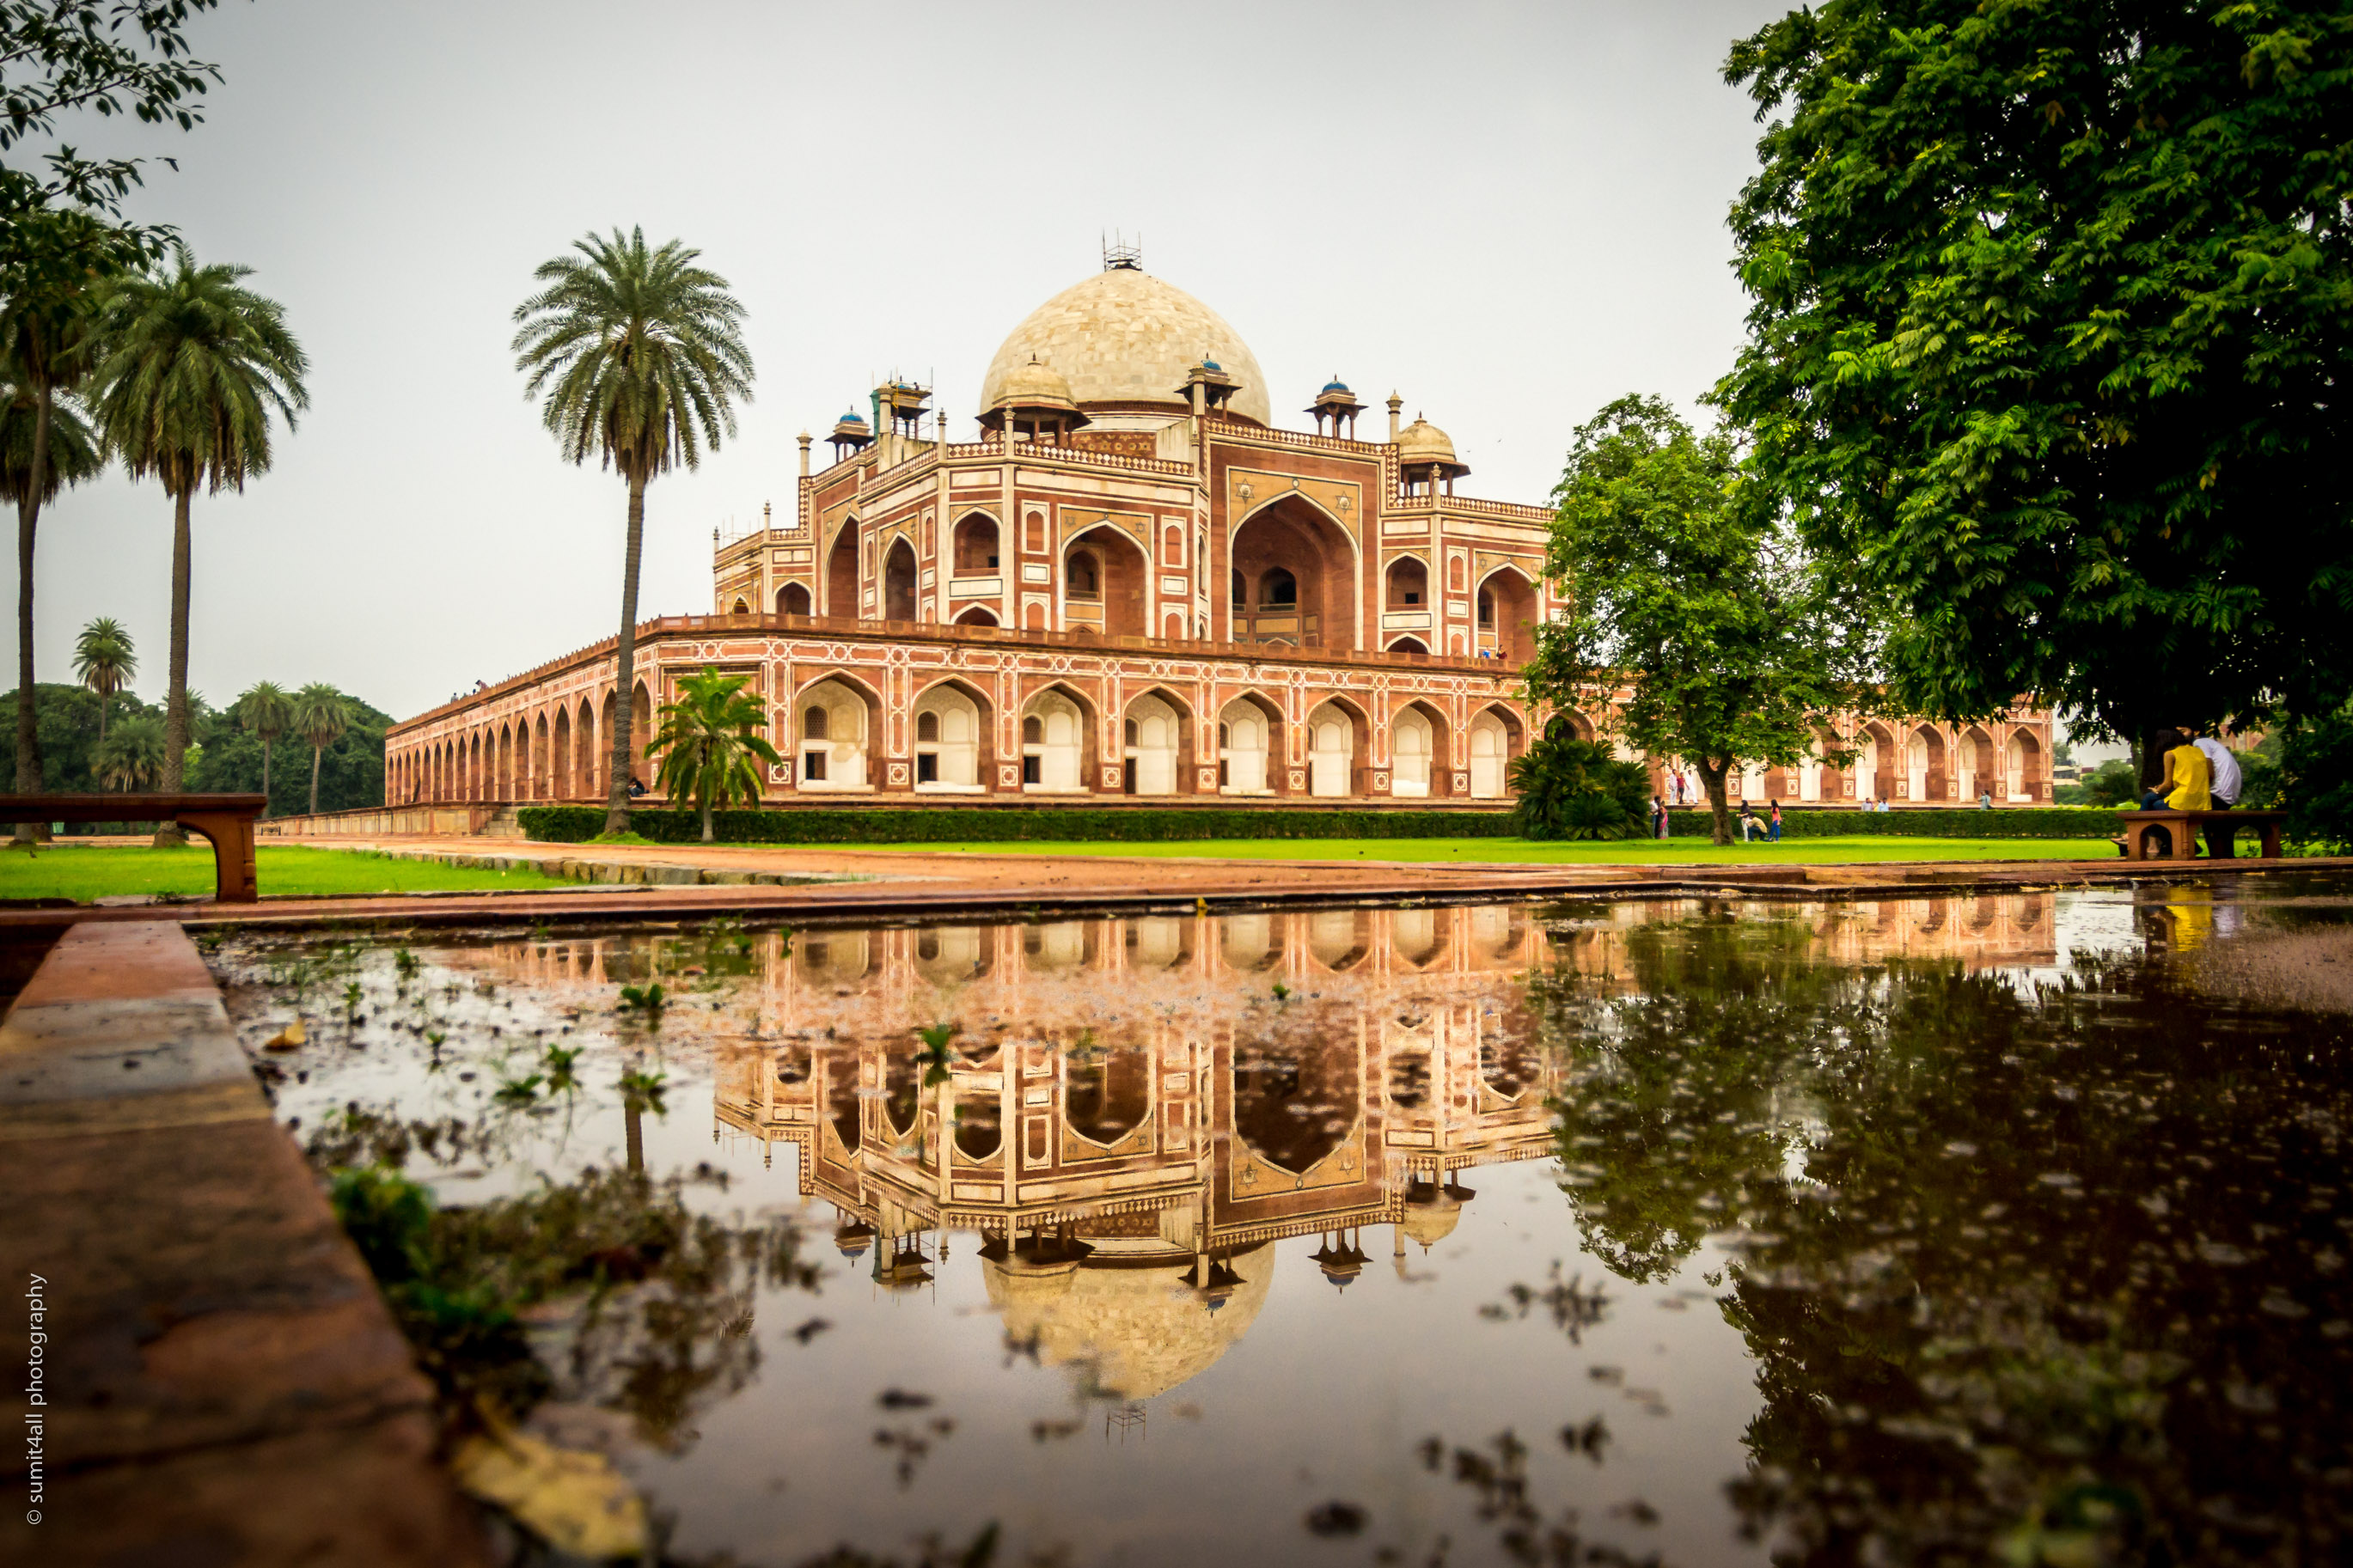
[981, 269, 1272, 426]
[983, 1242, 1274, 1400]
[1402, 1180, 1476, 1250]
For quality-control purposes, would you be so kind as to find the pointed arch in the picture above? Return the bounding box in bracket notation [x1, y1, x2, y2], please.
[882, 536, 918, 622]
[1475, 564, 1538, 664]
[824, 515, 860, 617]
[912, 675, 993, 791]
[1231, 491, 1360, 651]
[777, 581, 811, 617]
[1215, 690, 1284, 796]
[1121, 686, 1194, 796]
[1019, 681, 1097, 792]
[1305, 693, 1368, 798]
[1390, 698, 1452, 797]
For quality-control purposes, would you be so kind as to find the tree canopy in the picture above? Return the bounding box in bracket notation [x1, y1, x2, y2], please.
[1714, 1, 2353, 742]
[1527, 394, 1857, 845]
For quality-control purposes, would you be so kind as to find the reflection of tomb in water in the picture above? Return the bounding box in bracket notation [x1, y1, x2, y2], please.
[694, 894, 2065, 1399]
[914, 924, 987, 982]
[1125, 917, 1192, 969]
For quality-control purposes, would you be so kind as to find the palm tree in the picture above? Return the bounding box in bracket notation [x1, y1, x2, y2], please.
[647, 668, 780, 842]
[89, 242, 307, 843]
[70, 617, 136, 747]
[512, 228, 753, 836]
[2, 216, 113, 837]
[291, 682, 351, 816]
[1, 344, 102, 833]
[94, 714, 165, 793]
[236, 680, 293, 810]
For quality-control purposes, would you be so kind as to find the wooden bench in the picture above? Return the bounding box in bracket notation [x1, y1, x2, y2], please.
[0, 794, 270, 903]
[2116, 808, 2287, 863]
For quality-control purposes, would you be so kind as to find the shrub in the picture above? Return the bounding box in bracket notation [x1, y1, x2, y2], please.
[1664, 807, 2122, 839]
[516, 803, 1521, 845]
[1508, 734, 1653, 840]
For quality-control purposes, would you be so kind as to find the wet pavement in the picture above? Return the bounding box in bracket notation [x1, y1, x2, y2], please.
[195, 873, 2353, 1565]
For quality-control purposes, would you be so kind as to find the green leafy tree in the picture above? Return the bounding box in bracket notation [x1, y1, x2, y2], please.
[70, 613, 133, 746]
[1508, 725, 1653, 841]
[2080, 758, 2141, 809]
[511, 228, 754, 836]
[2, 335, 101, 830]
[0, 3, 223, 271]
[291, 681, 351, 817]
[92, 711, 161, 791]
[234, 678, 290, 808]
[1714, 2, 2353, 755]
[646, 667, 780, 842]
[89, 241, 307, 838]
[1528, 394, 1856, 845]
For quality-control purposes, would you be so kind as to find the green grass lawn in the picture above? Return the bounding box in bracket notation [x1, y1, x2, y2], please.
[851, 835, 2122, 865]
[0, 844, 572, 904]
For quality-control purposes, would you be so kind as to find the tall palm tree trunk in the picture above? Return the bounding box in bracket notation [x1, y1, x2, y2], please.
[309, 742, 322, 815]
[603, 472, 648, 836]
[260, 739, 271, 808]
[95, 687, 109, 746]
[154, 485, 193, 847]
[13, 391, 52, 845]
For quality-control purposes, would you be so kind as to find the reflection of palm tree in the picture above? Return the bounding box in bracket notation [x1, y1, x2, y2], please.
[90, 243, 308, 840]
[70, 616, 135, 747]
[512, 228, 753, 836]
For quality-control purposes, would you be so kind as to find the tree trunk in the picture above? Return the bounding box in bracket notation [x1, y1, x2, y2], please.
[701, 799, 713, 843]
[154, 485, 193, 847]
[603, 472, 648, 837]
[96, 689, 108, 746]
[1701, 760, 1734, 846]
[13, 389, 51, 845]
[309, 742, 323, 816]
[260, 738, 272, 811]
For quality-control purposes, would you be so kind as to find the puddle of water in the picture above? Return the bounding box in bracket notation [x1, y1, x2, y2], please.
[205, 876, 2353, 1566]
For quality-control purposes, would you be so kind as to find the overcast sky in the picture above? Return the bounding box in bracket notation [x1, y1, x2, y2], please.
[20, 0, 1796, 721]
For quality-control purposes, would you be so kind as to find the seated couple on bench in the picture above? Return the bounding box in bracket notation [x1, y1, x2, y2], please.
[2125, 728, 2277, 860]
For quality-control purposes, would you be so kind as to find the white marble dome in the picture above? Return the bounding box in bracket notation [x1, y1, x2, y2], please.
[981, 267, 1273, 427]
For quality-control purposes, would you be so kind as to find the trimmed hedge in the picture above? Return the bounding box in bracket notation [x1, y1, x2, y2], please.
[515, 802, 2130, 845]
[1666, 807, 2123, 839]
[515, 804, 1523, 845]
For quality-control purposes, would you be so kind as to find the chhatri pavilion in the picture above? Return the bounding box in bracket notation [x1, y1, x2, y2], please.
[384, 247, 2054, 809]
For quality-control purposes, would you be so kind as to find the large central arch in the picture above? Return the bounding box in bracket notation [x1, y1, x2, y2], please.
[1232, 496, 1358, 651]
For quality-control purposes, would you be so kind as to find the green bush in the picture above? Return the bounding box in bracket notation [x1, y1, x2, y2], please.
[1509, 733, 1653, 840]
[516, 803, 1523, 845]
[514, 801, 2132, 845]
[1665, 807, 2124, 839]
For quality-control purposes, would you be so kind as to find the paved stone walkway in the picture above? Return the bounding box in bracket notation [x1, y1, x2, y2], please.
[0, 921, 489, 1565]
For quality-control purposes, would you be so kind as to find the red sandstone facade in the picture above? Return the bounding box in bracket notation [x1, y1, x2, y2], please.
[384, 259, 2054, 809]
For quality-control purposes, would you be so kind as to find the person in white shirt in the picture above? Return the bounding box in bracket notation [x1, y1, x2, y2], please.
[2189, 729, 2245, 858]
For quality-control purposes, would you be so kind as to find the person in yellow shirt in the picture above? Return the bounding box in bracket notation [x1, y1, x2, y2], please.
[2137, 728, 2211, 812]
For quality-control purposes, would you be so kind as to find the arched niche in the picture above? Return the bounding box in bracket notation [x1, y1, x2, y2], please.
[1232, 496, 1357, 651]
[1232, 1039, 1356, 1175]
[778, 582, 812, 617]
[1122, 690, 1187, 796]
[1385, 635, 1429, 656]
[1306, 698, 1366, 798]
[1475, 566, 1537, 664]
[1216, 693, 1280, 796]
[953, 513, 999, 574]
[825, 517, 859, 617]
[1020, 686, 1092, 793]
[795, 675, 877, 791]
[1390, 700, 1450, 797]
[1066, 1045, 1151, 1147]
[1906, 724, 1947, 802]
[1064, 525, 1147, 638]
[883, 537, 918, 623]
[1468, 705, 1520, 799]
[1857, 722, 1896, 803]
[913, 680, 987, 791]
[1384, 555, 1428, 609]
[1958, 725, 1995, 801]
[2004, 729, 2040, 801]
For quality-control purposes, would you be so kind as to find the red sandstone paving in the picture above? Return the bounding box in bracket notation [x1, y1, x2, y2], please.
[0, 923, 491, 1565]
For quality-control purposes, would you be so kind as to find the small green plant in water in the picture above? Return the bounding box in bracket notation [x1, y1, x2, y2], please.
[617, 982, 666, 1021]
[916, 1022, 959, 1087]
[542, 1044, 582, 1092]
[494, 1074, 544, 1104]
[1271, 980, 1292, 1003]
[393, 948, 420, 982]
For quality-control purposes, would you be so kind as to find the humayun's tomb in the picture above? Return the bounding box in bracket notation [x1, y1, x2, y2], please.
[383, 247, 2053, 809]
